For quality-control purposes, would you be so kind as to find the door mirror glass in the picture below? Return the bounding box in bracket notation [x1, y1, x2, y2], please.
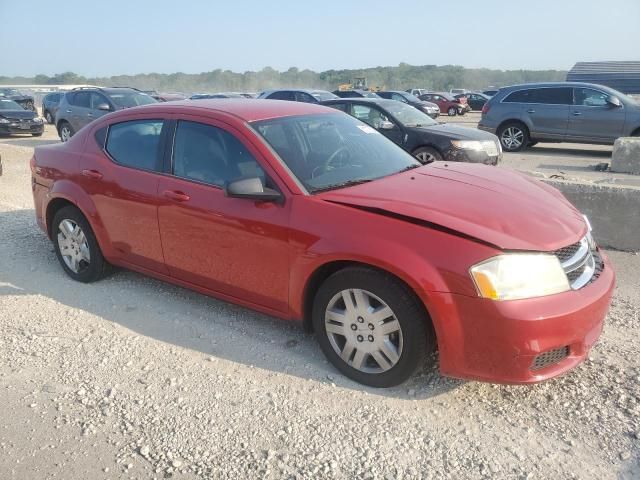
[379, 120, 396, 130]
[606, 96, 622, 108]
[96, 103, 111, 111]
[224, 177, 282, 202]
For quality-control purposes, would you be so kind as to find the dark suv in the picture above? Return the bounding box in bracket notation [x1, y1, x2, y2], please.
[479, 82, 640, 151]
[55, 87, 157, 142]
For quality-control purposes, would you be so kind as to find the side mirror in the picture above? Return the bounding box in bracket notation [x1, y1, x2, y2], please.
[606, 96, 622, 108]
[224, 177, 282, 203]
[379, 120, 396, 130]
[96, 103, 111, 111]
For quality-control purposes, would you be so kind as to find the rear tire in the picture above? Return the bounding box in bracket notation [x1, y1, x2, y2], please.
[45, 111, 53, 124]
[58, 121, 74, 142]
[52, 206, 110, 283]
[312, 267, 434, 388]
[498, 121, 529, 152]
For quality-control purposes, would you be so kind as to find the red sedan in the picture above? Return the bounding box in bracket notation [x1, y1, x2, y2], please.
[31, 100, 614, 387]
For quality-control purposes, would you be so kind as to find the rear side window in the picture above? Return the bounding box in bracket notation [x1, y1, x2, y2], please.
[74, 92, 91, 108]
[503, 89, 532, 103]
[530, 88, 572, 105]
[268, 91, 294, 101]
[105, 120, 164, 171]
[295, 92, 316, 103]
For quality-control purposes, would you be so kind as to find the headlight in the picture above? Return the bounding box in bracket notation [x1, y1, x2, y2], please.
[451, 140, 484, 151]
[0, 117, 9, 124]
[470, 254, 570, 301]
[32, 117, 43, 123]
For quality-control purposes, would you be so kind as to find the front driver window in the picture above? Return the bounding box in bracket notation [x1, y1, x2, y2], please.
[574, 88, 608, 107]
[350, 105, 390, 129]
[172, 121, 266, 187]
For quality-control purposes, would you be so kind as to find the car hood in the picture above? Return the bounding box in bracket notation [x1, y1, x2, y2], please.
[416, 123, 498, 141]
[4, 95, 33, 102]
[0, 109, 36, 120]
[318, 163, 586, 251]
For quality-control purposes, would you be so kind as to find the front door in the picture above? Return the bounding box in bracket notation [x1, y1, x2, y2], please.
[523, 87, 572, 140]
[568, 87, 626, 142]
[156, 117, 291, 313]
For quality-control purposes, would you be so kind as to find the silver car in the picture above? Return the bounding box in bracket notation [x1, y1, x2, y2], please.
[478, 82, 640, 151]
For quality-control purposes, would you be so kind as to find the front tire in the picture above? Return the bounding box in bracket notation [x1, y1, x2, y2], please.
[413, 146, 442, 163]
[447, 106, 457, 116]
[52, 206, 110, 283]
[498, 122, 529, 152]
[58, 121, 74, 142]
[312, 267, 434, 388]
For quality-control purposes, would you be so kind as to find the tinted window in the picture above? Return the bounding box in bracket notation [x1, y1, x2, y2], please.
[391, 93, 408, 103]
[268, 91, 294, 101]
[105, 120, 164, 171]
[253, 113, 420, 193]
[349, 104, 391, 128]
[530, 88, 572, 105]
[574, 88, 608, 107]
[74, 92, 91, 108]
[295, 92, 317, 103]
[327, 103, 348, 112]
[503, 89, 532, 103]
[91, 93, 110, 109]
[172, 121, 265, 186]
[107, 91, 156, 108]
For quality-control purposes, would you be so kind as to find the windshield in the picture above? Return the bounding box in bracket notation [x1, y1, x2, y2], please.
[253, 113, 420, 193]
[0, 99, 23, 110]
[311, 90, 339, 101]
[107, 91, 158, 108]
[0, 88, 22, 97]
[386, 102, 438, 127]
[603, 86, 638, 105]
[363, 91, 380, 98]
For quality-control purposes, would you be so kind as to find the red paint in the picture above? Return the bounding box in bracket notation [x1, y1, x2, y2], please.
[31, 99, 615, 384]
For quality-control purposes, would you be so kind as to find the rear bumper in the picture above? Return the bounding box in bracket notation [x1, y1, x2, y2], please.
[477, 123, 496, 134]
[422, 250, 615, 384]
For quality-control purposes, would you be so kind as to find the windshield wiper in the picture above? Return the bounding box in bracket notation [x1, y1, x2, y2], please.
[313, 178, 374, 193]
[398, 164, 422, 171]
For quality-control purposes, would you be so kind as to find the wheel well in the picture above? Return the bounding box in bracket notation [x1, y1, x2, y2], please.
[631, 127, 640, 137]
[46, 198, 76, 239]
[497, 119, 529, 136]
[301, 261, 434, 340]
[412, 144, 439, 155]
[56, 119, 69, 134]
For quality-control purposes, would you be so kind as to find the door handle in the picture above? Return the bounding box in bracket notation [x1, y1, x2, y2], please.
[66, 109, 72, 113]
[572, 111, 582, 116]
[163, 190, 190, 202]
[87, 113, 93, 117]
[82, 169, 103, 180]
[527, 109, 535, 114]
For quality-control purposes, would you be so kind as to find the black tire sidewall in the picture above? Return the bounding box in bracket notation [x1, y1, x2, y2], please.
[312, 268, 432, 388]
[447, 107, 457, 116]
[414, 146, 443, 163]
[52, 206, 106, 283]
[59, 122, 73, 141]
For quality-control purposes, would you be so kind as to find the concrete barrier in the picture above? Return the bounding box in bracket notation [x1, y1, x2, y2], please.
[611, 137, 640, 174]
[542, 178, 640, 252]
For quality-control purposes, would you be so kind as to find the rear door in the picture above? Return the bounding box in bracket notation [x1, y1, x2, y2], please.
[567, 87, 626, 142]
[68, 91, 92, 132]
[522, 87, 572, 140]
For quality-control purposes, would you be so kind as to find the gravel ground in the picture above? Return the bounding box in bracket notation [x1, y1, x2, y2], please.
[0, 138, 639, 479]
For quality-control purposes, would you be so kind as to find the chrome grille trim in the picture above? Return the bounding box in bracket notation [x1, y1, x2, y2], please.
[554, 236, 597, 290]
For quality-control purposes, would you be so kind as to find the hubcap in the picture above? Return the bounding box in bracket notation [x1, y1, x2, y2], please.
[501, 127, 524, 150]
[416, 151, 436, 163]
[448, 108, 456, 116]
[324, 289, 403, 374]
[61, 126, 71, 142]
[57, 219, 90, 273]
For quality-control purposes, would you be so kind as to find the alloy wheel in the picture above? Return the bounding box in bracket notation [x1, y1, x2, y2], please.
[501, 127, 524, 150]
[416, 151, 437, 163]
[324, 288, 403, 374]
[57, 219, 91, 273]
[60, 125, 71, 142]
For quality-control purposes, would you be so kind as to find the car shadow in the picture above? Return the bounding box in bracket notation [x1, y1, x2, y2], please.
[0, 135, 60, 148]
[0, 208, 462, 400]
[522, 145, 612, 159]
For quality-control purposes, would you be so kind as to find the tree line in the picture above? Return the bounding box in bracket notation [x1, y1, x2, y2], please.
[0, 64, 567, 93]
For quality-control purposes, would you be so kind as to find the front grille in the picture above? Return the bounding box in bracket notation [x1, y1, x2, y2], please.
[553, 236, 597, 290]
[531, 346, 570, 371]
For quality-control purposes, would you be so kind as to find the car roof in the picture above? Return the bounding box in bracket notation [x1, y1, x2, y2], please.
[321, 97, 401, 108]
[261, 88, 331, 94]
[499, 82, 615, 91]
[131, 98, 335, 122]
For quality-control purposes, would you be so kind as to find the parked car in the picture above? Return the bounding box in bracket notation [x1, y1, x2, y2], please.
[31, 99, 615, 387]
[419, 92, 466, 116]
[478, 82, 640, 152]
[483, 89, 499, 97]
[0, 88, 37, 112]
[321, 98, 501, 164]
[257, 89, 338, 103]
[450, 88, 470, 96]
[143, 91, 187, 102]
[55, 87, 157, 142]
[0, 99, 44, 136]
[42, 92, 64, 124]
[190, 93, 244, 99]
[455, 92, 490, 111]
[406, 88, 430, 97]
[375, 91, 440, 118]
[333, 89, 380, 99]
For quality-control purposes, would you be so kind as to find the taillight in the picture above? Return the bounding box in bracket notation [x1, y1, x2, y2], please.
[481, 103, 490, 115]
[30, 154, 36, 173]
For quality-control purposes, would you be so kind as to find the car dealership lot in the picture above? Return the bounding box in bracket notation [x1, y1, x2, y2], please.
[0, 131, 639, 478]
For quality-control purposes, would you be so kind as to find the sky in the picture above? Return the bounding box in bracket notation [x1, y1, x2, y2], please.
[1, 0, 639, 77]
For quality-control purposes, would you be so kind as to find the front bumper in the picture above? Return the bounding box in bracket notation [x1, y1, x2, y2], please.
[0, 122, 44, 135]
[445, 146, 502, 165]
[422, 250, 615, 384]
